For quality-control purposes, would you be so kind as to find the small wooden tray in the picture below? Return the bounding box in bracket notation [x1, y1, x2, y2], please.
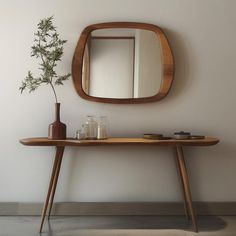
[159, 137, 172, 140]
[143, 134, 172, 140]
[143, 134, 163, 140]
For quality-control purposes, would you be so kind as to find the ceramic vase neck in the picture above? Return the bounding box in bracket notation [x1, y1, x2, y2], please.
[55, 103, 61, 122]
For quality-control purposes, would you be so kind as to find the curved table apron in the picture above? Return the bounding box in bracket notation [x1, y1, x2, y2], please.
[20, 137, 219, 233]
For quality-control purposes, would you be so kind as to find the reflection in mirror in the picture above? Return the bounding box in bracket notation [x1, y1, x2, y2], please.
[82, 28, 162, 99]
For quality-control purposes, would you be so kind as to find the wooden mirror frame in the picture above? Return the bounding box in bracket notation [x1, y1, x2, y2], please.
[72, 22, 174, 104]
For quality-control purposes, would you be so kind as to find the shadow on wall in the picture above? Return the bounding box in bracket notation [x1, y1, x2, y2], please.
[180, 141, 234, 201]
[161, 28, 192, 102]
[45, 216, 227, 232]
[61, 146, 173, 201]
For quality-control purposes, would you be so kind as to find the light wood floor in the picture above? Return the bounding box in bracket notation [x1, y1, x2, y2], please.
[0, 216, 235, 236]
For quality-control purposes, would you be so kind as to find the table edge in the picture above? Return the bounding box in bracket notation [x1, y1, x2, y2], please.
[19, 137, 220, 147]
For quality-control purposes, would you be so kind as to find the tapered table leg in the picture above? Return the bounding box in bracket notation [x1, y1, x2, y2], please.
[174, 148, 189, 220]
[176, 145, 198, 232]
[48, 147, 64, 219]
[39, 146, 64, 233]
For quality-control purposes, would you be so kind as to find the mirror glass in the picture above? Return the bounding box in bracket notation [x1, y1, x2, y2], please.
[82, 28, 163, 99]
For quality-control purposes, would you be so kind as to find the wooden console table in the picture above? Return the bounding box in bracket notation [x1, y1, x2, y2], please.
[20, 137, 219, 233]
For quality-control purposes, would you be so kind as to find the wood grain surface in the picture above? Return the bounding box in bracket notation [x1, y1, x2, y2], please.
[20, 137, 219, 147]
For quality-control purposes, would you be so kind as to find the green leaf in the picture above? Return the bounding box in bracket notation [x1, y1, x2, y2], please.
[55, 73, 71, 85]
[19, 16, 70, 102]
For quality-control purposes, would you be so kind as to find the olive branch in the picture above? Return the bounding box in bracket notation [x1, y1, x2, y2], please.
[19, 16, 71, 103]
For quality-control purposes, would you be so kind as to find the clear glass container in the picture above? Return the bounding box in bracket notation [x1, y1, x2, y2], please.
[97, 116, 108, 139]
[76, 129, 85, 140]
[81, 124, 89, 139]
[85, 116, 98, 139]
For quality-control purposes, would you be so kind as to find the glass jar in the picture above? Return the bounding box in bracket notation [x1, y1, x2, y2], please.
[97, 116, 108, 140]
[85, 116, 98, 139]
[76, 129, 85, 140]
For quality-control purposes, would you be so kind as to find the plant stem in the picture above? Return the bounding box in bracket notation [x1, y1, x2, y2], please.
[49, 82, 58, 103]
[38, 35, 46, 65]
[39, 32, 58, 103]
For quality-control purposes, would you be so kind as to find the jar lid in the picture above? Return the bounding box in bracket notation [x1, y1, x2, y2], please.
[174, 131, 191, 135]
[174, 131, 191, 140]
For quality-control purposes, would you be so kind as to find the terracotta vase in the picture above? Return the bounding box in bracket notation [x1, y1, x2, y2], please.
[48, 103, 66, 139]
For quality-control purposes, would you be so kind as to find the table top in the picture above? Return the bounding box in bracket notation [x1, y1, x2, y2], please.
[20, 137, 219, 147]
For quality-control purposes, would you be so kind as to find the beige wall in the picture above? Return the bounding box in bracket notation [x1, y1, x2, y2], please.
[0, 0, 236, 202]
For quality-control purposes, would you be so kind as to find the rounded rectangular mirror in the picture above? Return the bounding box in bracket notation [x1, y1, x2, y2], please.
[72, 22, 174, 104]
